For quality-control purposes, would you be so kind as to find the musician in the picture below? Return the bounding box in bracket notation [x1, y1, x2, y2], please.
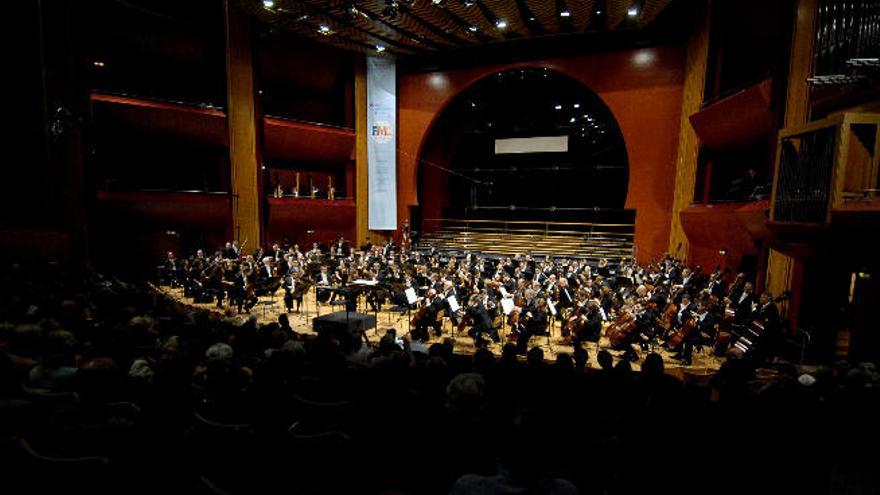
[673, 300, 716, 365]
[515, 297, 549, 354]
[413, 289, 444, 342]
[161, 251, 179, 286]
[573, 300, 602, 345]
[465, 292, 498, 347]
[733, 282, 757, 323]
[316, 266, 332, 303]
[222, 242, 237, 260]
[753, 291, 783, 359]
[283, 272, 303, 313]
[675, 293, 695, 327]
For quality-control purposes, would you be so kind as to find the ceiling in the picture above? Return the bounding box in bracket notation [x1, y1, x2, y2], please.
[240, 0, 676, 58]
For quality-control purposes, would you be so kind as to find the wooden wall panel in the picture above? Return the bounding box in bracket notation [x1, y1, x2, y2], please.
[225, 0, 261, 246]
[667, 1, 710, 261]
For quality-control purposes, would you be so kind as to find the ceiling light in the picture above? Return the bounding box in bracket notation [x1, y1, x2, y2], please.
[462, 0, 475, 7]
[569, 117, 576, 123]
[495, 19, 507, 29]
[554, 104, 562, 110]
[92, 60, 105, 68]
[468, 25, 478, 32]
[529, 16, 535, 21]
[318, 24, 332, 35]
[262, 0, 274, 7]
[627, 5, 639, 17]
[375, 44, 386, 52]
[560, 10, 570, 17]
[431, 0, 447, 5]
[573, 103, 580, 109]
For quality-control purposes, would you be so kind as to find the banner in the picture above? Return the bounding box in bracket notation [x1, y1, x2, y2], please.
[367, 56, 397, 231]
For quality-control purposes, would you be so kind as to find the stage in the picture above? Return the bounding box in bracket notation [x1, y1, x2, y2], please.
[155, 284, 725, 377]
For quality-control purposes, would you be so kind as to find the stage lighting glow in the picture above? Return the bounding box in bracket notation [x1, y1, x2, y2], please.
[468, 25, 478, 32]
[263, 0, 274, 8]
[375, 44, 386, 52]
[554, 104, 563, 110]
[318, 24, 332, 35]
[495, 19, 507, 29]
[627, 5, 639, 17]
[573, 103, 580, 109]
[560, 10, 570, 17]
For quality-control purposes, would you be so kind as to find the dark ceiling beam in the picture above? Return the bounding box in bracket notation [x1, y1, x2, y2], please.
[345, 3, 459, 50]
[396, 7, 473, 46]
[419, 4, 495, 43]
[473, 1, 516, 38]
[270, 12, 415, 56]
[291, 0, 431, 53]
[513, 0, 545, 36]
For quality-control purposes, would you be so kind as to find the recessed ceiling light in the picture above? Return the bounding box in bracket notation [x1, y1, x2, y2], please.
[495, 19, 507, 29]
[529, 16, 536, 21]
[431, 0, 447, 5]
[375, 44, 386, 52]
[569, 117, 576, 123]
[262, 0, 274, 8]
[318, 24, 332, 34]
[560, 10, 570, 17]
[468, 25, 478, 32]
[92, 60, 105, 67]
[627, 6, 639, 17]
[462, 0, 475, 6]
[554, 104, 562, 110]
[573, 103, 580, 109]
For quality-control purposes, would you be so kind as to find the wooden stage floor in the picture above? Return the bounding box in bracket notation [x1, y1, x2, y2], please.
[157, 286, 724, 378]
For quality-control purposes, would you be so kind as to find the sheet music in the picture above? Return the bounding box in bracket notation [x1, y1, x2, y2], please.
[500, 298, 515, 315]
[352, 279, 378, 286]
[548, 299, 557, 317]
[446, 295, 460, 313]
[405, 287, 418, 305]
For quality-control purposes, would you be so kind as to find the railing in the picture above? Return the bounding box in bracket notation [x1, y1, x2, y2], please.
[771, 112, 880, 223]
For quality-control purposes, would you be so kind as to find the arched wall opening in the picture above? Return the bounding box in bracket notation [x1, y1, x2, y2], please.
[417, 67, 629, 223]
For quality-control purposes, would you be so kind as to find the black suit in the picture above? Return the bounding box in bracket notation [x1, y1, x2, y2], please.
[516, 308, 548, 353]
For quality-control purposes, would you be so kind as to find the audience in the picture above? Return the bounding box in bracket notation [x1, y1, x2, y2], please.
[0, 262, 877, 495]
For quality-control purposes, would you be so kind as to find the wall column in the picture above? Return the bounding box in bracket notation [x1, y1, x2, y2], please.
[224, 0, 261, 247]
[668, 1, 711, 260]
[765, 0, 818, 324]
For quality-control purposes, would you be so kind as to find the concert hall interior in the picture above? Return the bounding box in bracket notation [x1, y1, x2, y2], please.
[3, 0, 880, 494]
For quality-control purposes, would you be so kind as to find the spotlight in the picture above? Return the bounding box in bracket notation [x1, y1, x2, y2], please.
[529, 16, 536, 21]
[627, 5, 639, 17]
[595, 9, 602, 15]
[560, 10, 570, 17]
[431, 0, 447, 5]
[462, 0, 475, 7]
[495, 19, 507, 29]
[262, 0, 274, 7]
[569, 117, 576, 123]
[375, 44, 386, 52]
[718, 249, 728, 256]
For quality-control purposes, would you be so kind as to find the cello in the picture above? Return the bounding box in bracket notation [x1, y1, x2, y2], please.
[606, 310, 637, 347]
[666, 311, 697, 349]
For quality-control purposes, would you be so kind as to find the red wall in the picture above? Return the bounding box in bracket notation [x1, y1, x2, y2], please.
[398, 45, 686, 262]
